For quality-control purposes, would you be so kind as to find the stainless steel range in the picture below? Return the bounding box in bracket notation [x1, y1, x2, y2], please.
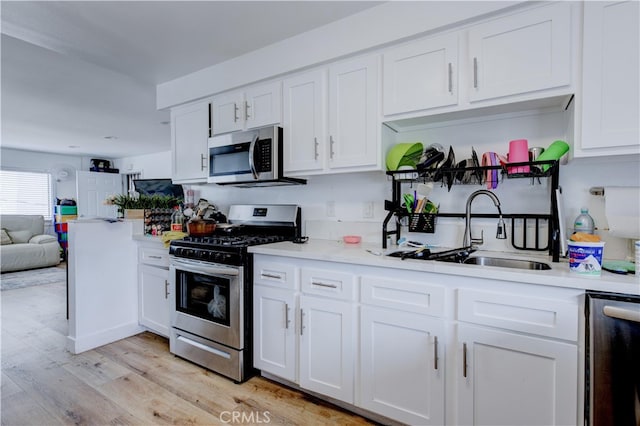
[168, 204, 301, 383]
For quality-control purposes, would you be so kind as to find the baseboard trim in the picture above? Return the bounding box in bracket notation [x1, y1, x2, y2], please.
[67, 322, 145, 354]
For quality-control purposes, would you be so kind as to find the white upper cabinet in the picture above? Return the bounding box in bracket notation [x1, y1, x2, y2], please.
[577, 1, 639, 157]
[328, 55, 380, 171]
[284, 55, 381, 175]
[468, 2, 572, 102]
[171, 100, 210, 184]
[282, 69, 327, 174]
[383, 3, 573, 119]
[383, 33, 458, 115]
[211, 81, 282, 135]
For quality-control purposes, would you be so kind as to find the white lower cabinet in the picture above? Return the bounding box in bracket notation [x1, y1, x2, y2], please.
[360, 306, 445, 425]
[253, 285, 297, 382]
[457, 324, 578, 426]
[299, 295, 355, 403]
[138, 245, 171, 338]
[252, 254, 582, 425]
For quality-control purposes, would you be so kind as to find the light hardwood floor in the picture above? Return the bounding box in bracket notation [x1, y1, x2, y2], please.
[1, 266, 378, 425]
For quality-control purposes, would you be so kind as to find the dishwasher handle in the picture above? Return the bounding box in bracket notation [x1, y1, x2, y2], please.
[603, 305, 640, 324]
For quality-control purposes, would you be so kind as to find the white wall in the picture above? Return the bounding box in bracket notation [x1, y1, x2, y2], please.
[113, 151, 172, 179]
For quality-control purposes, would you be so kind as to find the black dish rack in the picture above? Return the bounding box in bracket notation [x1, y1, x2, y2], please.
[382, 159, 561, 262]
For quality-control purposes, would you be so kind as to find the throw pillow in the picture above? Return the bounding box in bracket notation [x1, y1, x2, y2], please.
[1, 229, 13, 245]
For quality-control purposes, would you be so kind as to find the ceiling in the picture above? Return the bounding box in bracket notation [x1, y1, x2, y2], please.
[0, 1, 381, 158]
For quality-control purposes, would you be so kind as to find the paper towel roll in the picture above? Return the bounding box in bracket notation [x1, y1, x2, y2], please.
[605, 186, 640, 239]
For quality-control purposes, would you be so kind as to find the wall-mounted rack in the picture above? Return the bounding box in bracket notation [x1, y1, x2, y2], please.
[382, 160, 561, 262]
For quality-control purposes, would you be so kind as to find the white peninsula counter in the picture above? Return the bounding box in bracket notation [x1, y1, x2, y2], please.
[66, 219, 144, 354]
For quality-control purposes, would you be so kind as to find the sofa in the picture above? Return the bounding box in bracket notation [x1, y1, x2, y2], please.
[1, 215, 61, 272]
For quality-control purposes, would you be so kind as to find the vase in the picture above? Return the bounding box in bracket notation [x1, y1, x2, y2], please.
[124, 209, 145, 219]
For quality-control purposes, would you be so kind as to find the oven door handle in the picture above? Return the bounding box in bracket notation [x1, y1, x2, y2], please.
[603, 305, 640, 324]
[171, 258, 239, 276]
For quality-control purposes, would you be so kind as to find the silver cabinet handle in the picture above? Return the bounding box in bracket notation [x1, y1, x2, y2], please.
[300, 309, 305, 335]
[448, 63, 453, 94]
[434, 336, 439, 370]
[311, 280, 338, 289]
[330, 135, 335, 159]
[473, 57, 478, 89]
[314, 137, 319, 160]
[148, 255, 162, 259]
[244, 100, 251, 120]
[164, 280, 169, 299]
[462, 342, 468, 378]
[603, 305, 640, 323]
[200, 154, 207, 171]
[283, 303, 289, 329]
[261, 272, 283, 280]
[233, 103, 239, 122]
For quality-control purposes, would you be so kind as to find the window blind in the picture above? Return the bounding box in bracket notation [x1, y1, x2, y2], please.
[0, 170, 53, 219]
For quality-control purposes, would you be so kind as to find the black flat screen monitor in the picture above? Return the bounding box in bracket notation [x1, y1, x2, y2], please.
[133, 179, 184, 199]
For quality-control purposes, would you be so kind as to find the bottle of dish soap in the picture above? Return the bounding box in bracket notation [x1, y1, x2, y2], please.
[574, 208, 595, 234]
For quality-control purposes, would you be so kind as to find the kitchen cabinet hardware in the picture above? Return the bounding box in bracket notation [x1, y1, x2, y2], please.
[233, 103, 239, 122]
[314, 137, 319, 160]
[473, 57, 478, 88]
[200, 154, 207, 171]
[463, 342, 468, 378]
[330, 135, 336, 159]
[148, 255, 162, 259]
[434, 336, 439, 370]
[261, 272, 283, 280]
[284, 303, 290, 329]
[244, 101, 251, 119]
[311, 280, 338, 289]
[448, 63, 453, 94]
[164, 279, 169, 299]
[300, 309, 305, 335]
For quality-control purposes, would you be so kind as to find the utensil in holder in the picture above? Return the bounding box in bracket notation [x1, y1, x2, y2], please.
[409, 213, 436, 233]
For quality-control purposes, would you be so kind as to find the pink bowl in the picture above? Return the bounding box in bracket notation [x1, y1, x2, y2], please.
[343, 235, 362, 244]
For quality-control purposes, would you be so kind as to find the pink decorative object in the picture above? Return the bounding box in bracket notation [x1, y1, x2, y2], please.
[507, 139, 530, 174]
[343, 235, 362, 244]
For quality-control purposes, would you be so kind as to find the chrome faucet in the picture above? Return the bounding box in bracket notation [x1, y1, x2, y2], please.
[463, 190, 507, 248]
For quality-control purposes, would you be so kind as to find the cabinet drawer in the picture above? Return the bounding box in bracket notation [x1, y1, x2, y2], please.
[253, 258, 297, 290]
[139, 246, 170, 268]
[361, 276, 445, 317]
[457, 288, 578, 341]
[301, 268, 356, 301]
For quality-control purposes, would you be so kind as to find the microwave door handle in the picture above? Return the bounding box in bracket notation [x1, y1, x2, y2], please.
[248, 134, 259, 180]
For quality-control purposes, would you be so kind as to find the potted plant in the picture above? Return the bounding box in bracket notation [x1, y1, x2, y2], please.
[104, 194, 182, 218]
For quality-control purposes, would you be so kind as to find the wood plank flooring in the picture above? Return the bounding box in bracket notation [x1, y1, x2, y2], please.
[1, 266, 378, 425]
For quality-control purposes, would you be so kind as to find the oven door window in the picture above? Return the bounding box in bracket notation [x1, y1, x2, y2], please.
[176, 270, 231, 326]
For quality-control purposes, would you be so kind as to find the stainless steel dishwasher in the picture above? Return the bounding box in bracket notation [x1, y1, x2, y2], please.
[586, 291, 640, 426]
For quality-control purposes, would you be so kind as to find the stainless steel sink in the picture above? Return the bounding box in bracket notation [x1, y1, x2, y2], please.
[463, 256, 551, 270]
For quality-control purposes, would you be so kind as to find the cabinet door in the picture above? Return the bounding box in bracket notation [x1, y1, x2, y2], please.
[253, 286, 297, 382]
[282, 70, 327, 174]
[328, 55, 379, 170]
[360, 306, 444, 425]
[171, 100, 210, 183]
[299, 295, 354, 403]
[383, 33, 458, 115]
[245, 81, 282, 130]
[212, 91, 244, 135]
[579, 1, 639, 155]
[457, 324, 578, 426]
[138, 264, 170, 337]
[468, 3, 571, 102]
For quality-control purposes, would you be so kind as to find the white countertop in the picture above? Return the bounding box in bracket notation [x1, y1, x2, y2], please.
[249, 239, 640, 295]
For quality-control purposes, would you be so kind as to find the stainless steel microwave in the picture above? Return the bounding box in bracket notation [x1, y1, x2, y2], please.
[207, 126, 305, 187]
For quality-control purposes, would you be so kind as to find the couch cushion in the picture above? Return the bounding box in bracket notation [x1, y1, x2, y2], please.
[0, 215, 45, 242]
[1, 229, 12, 245]
[30, 234, 58, 244]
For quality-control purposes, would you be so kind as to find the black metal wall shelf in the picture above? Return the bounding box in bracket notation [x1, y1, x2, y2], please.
[382, 160, 561, 262]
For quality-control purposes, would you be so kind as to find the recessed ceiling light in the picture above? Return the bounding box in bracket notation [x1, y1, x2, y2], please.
[104, 136, 118, 140]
